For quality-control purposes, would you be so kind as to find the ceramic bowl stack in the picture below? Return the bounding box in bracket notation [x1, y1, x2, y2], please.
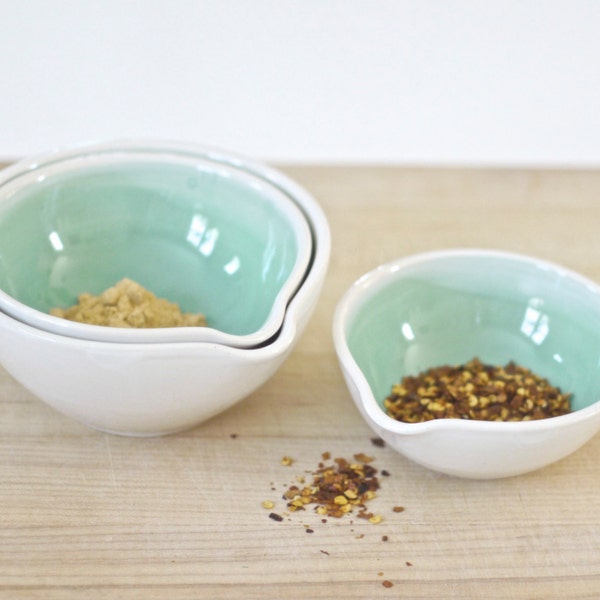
[0, 140, 330, 436]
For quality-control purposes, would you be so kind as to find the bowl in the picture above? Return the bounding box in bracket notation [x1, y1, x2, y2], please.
[0, 155, 331, 436]
[333, 249, 600, 479]
[0, 140, 312, 347]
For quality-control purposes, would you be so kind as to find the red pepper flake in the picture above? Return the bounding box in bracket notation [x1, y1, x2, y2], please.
[385, 358, 571, 423]
[405, 561, 413, 567]
[382, 580, 394, 588]
[382, 535, 389, 541]
[353, 452, 374, 463]
[282, 453, 381, 520]
[268, 512, 284, 522]
[393, 506, 405, 513]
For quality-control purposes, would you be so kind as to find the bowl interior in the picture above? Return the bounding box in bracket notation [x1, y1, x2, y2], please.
[0, 151, 310, 338]
[345, 252, 600, 416]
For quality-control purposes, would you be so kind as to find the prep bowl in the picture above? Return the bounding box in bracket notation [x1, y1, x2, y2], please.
[0, 157, 330, 436]
[0, 140, 312, 347]
[333, 249, 600, 479]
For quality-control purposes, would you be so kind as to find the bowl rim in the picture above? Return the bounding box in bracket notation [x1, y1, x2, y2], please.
[0, 140, 314, 348]
[0, 139, 331, 358]
[332, 247, 600, 436]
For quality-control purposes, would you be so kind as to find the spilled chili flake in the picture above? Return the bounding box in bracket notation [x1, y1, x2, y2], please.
[282, 453, 382, 522]
[268, 512, 284, 522]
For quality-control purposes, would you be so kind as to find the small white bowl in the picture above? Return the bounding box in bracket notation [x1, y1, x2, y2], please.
[333, 249, 600, 479]
[0, 140, 312, 347]
[0, 157, 330, 436]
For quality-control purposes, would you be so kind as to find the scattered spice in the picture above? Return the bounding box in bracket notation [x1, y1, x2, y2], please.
[381, 470, 390, 477]
[405, 561, 413, 567]
[371, 437, 386, 448]
[392, 506, 405, 513]
[385, 358, 571, 423]
[268, 512, 284, 522]
[280, 456, 295, 467]
[261, 500, 275, 509]
[282, 453, 382, 521]
[50, 278, 206, 329]
[305, 528, 314, 534]
[382, 580, 394, 588]
[382, 535, 389, 542]
[353, 452, 374, 463]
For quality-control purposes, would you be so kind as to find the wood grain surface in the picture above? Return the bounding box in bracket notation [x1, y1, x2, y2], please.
[1, 165, 599, 599]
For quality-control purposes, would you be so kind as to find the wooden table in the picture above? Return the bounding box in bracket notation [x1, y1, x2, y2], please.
[1, 166, 599, 599]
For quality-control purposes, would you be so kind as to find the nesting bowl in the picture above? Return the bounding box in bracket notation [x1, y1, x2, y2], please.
[0, 141, 312, 347]
[0, 144, 331, 435]
[333, 249, 600, 479]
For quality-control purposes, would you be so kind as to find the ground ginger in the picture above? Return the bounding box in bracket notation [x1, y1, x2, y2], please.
[50, 278, 207, 329]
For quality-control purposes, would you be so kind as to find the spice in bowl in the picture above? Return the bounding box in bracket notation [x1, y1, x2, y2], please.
[384, 358, 571, 423]
[50, 278, 206, 329]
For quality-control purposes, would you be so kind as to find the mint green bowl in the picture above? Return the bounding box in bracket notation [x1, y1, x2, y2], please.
[0, 141, 312, 347]
[333, 249, 600, 478]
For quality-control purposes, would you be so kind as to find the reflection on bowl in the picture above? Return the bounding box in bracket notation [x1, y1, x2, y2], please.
[333, 249, 600, 478]
[0, 141, 312, 347]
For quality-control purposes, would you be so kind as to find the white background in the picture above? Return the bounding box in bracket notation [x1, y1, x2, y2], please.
[1, 1, 599, 165]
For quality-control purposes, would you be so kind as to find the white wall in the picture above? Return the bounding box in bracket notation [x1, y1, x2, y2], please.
[1, 1, 599, 165]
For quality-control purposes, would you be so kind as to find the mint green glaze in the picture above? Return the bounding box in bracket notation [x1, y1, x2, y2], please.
[347, 254, 600, 413]
[0, 161, 300, 335]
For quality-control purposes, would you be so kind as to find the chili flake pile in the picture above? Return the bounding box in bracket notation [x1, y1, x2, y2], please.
[281, 452, 382, 522]
[385, 358, 572, 423]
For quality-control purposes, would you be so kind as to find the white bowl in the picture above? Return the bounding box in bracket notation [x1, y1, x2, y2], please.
[0, 140, 312, 347]
[333, 249, 600, 479]
[0, 157, 330, 436]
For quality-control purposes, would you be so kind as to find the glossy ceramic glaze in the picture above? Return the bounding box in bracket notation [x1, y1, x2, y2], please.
[0, 155, 331, 436]
[0, 141, 312, 346]
[333, 249, 600, 478]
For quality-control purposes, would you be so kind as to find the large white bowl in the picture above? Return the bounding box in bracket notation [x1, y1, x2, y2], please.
[0, 140, 312, 347]
[0, 155, 330, 436]
[333, 249, 600, 479]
